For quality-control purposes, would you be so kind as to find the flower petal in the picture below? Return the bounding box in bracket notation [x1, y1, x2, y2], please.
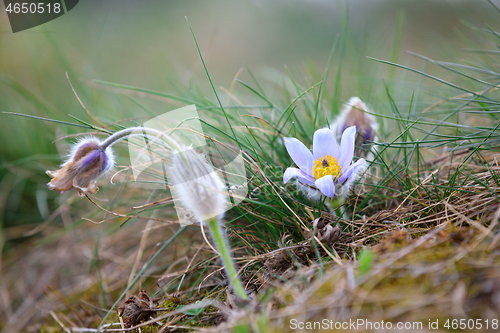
[284, 167, 315, 185]
[314, 175, 336, 198]
[313, 128, 339, 160]
[46, 164, 77, 192]
[338, 158, 367, 184]
[284, 137, 314, 176]
[82, 149, 101, 168]
[338, 126, 357, 170]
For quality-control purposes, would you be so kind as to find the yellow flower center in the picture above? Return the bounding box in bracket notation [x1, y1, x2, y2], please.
[312, 155, 341, 180]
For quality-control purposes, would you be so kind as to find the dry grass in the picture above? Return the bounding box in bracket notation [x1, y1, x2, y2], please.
[1, 143, 499, 332]
[3, 12, 500, 329]
[210, 152, 500, 332]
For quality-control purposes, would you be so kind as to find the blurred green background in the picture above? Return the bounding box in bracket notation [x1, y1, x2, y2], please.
[0, 0, 497, 243]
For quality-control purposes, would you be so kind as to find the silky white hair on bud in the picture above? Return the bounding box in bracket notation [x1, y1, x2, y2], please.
[63, 137, 115, 174]
[46, 136, 116, 196]
[330, 97, 379, 163]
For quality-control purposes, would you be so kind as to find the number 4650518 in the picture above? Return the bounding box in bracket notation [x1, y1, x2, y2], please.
[6, 2, 61, 14]
[444, 319, 498, 330]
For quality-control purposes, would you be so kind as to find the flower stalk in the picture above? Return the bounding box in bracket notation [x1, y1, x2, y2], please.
[206, 217, 248, 301]
[325, 197, 343, 217]
[99, 126, 182, 151]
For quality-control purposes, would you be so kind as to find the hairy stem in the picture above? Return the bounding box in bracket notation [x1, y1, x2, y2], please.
[99, 126, 182, 151]
[326, 197, 343, 215]
[206, 217, 248, 301]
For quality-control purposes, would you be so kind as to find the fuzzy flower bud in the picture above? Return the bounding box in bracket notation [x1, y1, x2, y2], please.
[168, 147, 227, 226]
[46, 137, 114, 197]
[330, 97, 379, 162]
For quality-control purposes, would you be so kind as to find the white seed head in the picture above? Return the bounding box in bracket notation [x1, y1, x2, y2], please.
[168, 147, 227, 225]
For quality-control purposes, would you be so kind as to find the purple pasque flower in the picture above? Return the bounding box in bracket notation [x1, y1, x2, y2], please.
[283, 126, 367, 200]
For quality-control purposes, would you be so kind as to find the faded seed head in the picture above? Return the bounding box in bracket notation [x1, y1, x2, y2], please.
[46, 137, 115, 196]
[168, 147, 227, 225]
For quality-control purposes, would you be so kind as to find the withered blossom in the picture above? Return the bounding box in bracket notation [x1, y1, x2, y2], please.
[310, 216, 341, 247]
[119, 290, 159, 327]
[46, 137, 114, 196]
[46, 126, 181, 197]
